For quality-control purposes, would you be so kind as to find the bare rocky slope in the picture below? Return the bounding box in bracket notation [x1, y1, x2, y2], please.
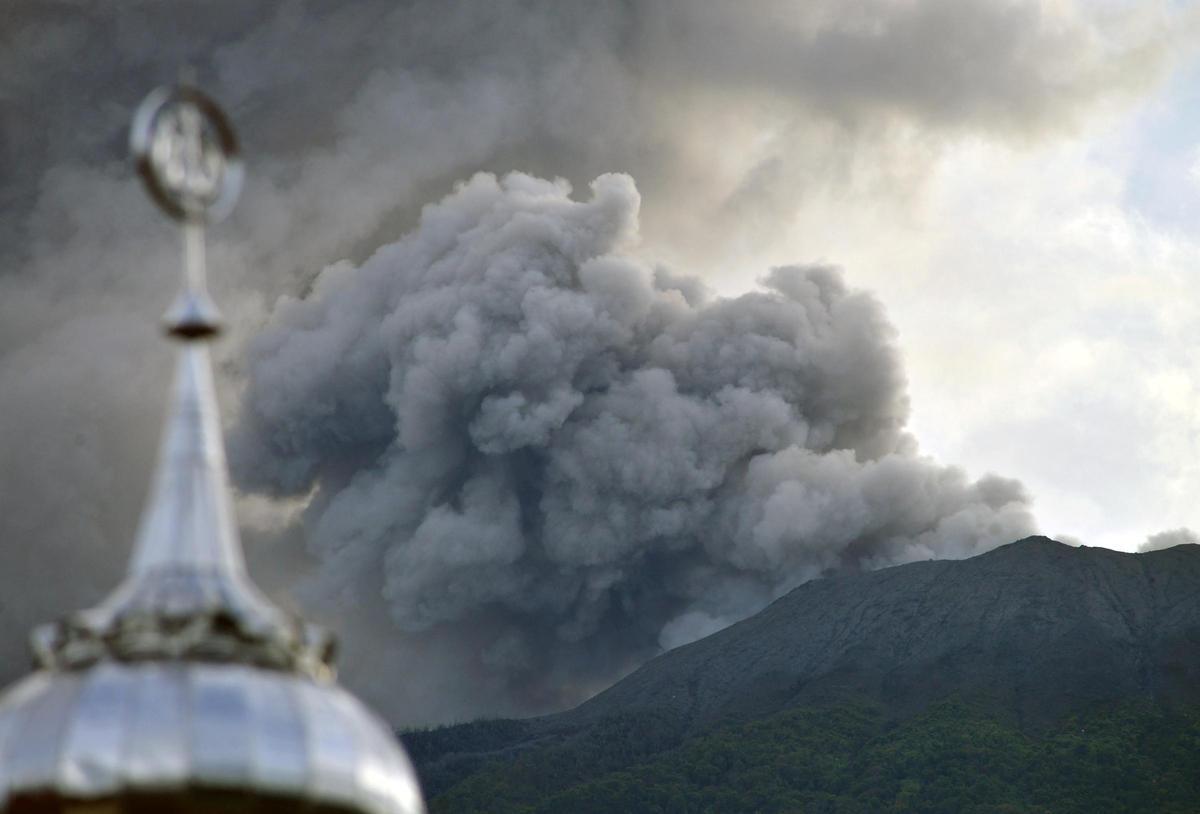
[407, 537, 1200, 793]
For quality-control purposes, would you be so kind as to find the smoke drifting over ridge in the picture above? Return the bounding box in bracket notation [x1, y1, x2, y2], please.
[1139, 528, 1200, 553]
[232, 171, 1034, 710]
[1, 0, 1192, 720]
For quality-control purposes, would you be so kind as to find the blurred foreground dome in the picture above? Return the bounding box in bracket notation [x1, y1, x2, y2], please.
[0, 85, 425, 814]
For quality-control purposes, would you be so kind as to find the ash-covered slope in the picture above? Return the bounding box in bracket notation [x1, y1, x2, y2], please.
[564, 536, 1200, 728]
[409, 537, 1200, 796]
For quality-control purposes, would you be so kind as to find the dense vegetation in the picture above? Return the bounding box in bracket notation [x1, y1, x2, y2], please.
[408, 700, 1200, 813]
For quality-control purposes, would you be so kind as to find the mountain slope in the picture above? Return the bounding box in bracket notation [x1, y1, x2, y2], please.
[564, 536, 1200, 728]
[406, 538, 1200, 807]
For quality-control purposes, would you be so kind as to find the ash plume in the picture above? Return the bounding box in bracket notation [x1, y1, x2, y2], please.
[231, 172, 1035, 712]
[0, 0, 1189, 721]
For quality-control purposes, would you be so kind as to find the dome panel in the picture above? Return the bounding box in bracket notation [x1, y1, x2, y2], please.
[242, 668, 309, 793]
[2, 674, 78, 795]
[123, 665, 189, 788]
[58, 663, 135, 795]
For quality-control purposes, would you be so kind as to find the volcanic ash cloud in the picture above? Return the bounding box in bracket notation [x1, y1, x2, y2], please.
[231, 172, 1034, 704]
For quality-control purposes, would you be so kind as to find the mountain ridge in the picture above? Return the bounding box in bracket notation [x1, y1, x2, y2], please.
[552, 536, 1200, 730]
[407, 537, 1200, 804]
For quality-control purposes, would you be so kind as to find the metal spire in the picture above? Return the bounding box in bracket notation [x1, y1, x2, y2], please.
[0, 84, 426, 814]
[28, 84, 329, 678]
[126, 84, 244, 579]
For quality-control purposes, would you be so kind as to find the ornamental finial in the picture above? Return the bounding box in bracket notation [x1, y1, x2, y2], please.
[130, 85, 243, 339]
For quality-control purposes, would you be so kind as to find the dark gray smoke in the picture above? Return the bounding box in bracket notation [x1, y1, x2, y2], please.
[231, 171, 1035, 711]
[0, 0, 1187, 721]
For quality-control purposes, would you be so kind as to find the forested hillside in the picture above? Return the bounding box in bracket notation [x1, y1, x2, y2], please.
[413, 699, 1200, 813]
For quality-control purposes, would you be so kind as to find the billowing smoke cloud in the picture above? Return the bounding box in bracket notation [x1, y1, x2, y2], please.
[232, 171, 1034, 711]
[1139, 528, 1200, 553]
[0, 0, 1191, 720]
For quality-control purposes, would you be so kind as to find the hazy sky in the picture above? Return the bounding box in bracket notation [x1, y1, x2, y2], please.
[855, 48, 1200, 554]
[2, 0, 1200, 722]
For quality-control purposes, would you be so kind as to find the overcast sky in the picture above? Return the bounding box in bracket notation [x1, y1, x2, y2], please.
[3, 0, 1200, 723]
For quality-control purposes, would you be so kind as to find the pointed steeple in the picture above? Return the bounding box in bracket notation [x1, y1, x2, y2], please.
[129, 342, 245, 578]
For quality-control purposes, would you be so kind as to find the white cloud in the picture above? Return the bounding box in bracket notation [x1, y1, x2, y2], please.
[860, 119, 1200, 553]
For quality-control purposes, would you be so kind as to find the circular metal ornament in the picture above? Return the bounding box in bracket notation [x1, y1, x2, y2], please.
[130, 85, 243, 223]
